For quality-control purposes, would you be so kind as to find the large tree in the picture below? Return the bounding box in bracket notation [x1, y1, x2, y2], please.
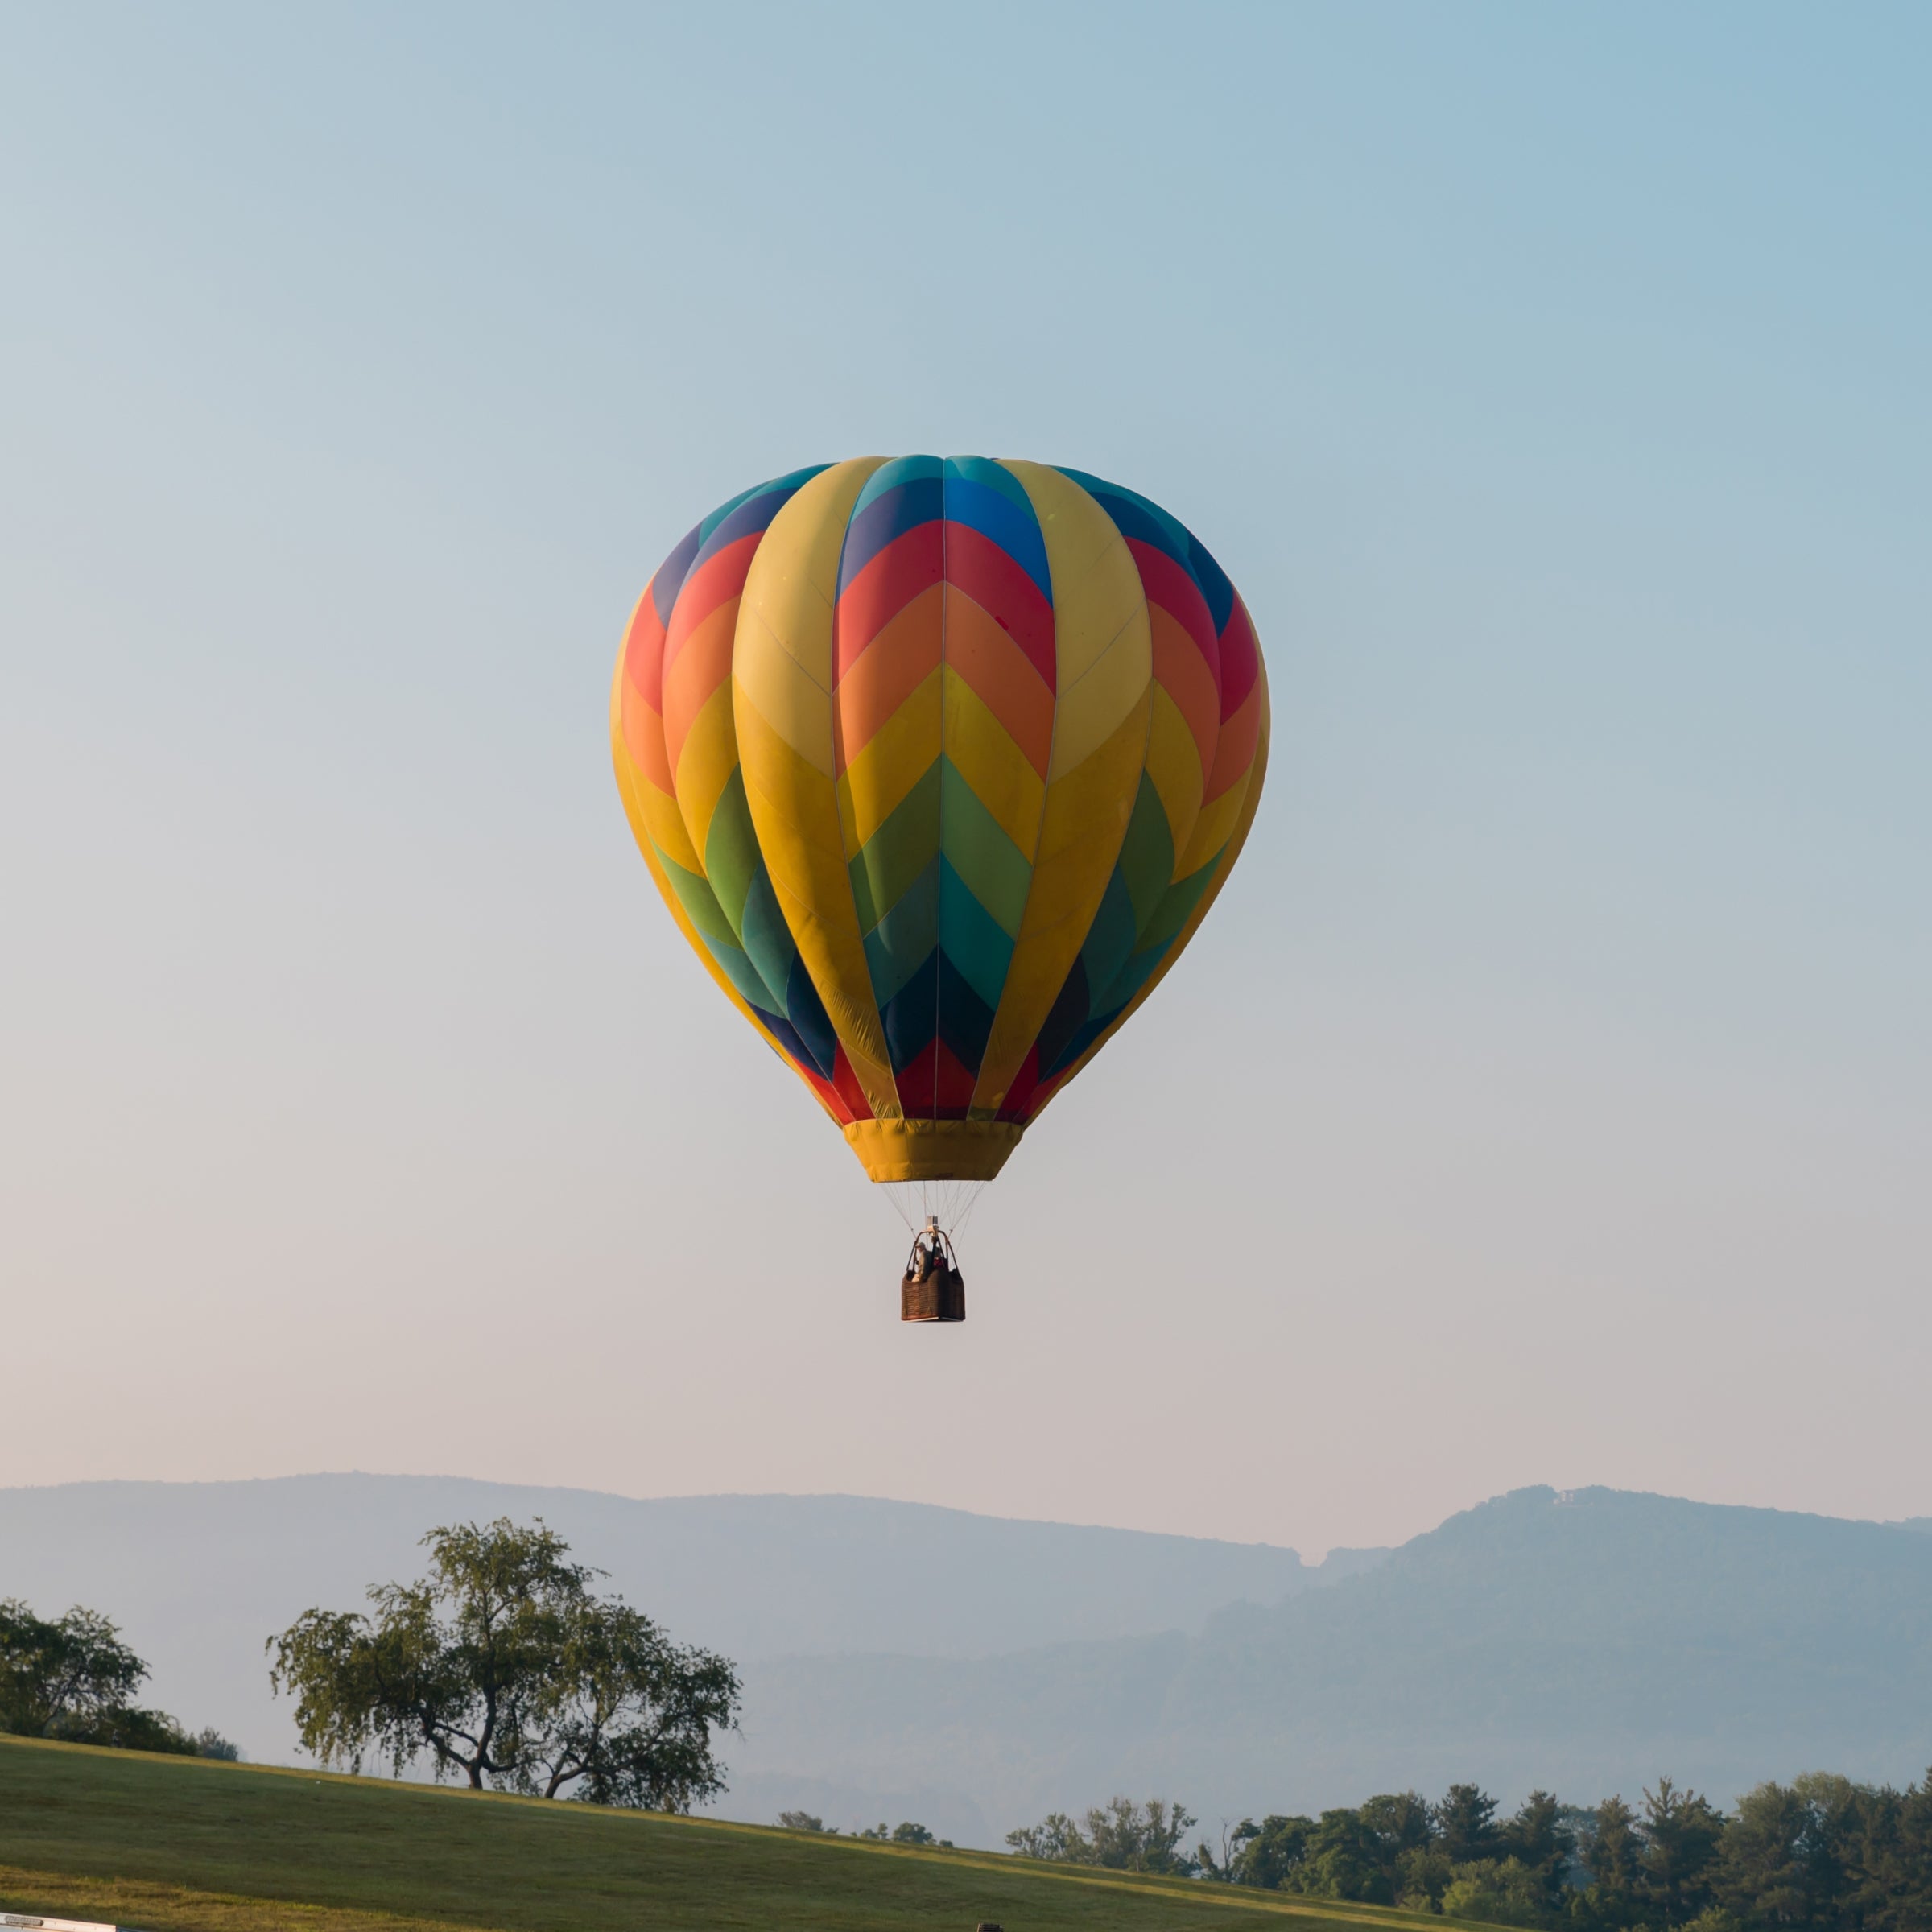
[1298, 1806, 1397, 1901]
[268, 1518, 739, 1811]
[1213, 1814, 1315, 1890]
[1499, 1790, 1576, 1912]
[1860, 1769, 1932, 1932]
[1436, 1783, 1503, 1865]
[1718, 1775, 1872, 1932]
[1586, 1794, 1645, 1896]
[1640, 1777, 1728, 1926]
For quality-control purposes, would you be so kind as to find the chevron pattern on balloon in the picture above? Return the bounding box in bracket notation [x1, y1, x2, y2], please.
[610, 456, 1269, 1183]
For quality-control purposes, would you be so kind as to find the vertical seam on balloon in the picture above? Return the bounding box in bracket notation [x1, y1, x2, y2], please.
[726, 458, 902, 1123]
[1116, 540, 1163, 969]
[976, 459, 1060, 1119]
[823, 461, 902, 1121]
[988, 472, 1153, 1111]
[934, 460, 947, 1125]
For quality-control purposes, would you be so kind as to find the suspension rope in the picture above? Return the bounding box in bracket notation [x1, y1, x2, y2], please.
[881, 1178, 990, 1240]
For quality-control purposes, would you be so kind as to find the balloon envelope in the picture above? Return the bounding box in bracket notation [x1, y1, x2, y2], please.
[611, 457, 1269, 1183]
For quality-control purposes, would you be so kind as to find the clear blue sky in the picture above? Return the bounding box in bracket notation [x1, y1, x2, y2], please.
[2, 3, 1926, 1553]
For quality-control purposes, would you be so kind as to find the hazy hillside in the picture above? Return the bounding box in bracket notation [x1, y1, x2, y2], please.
[7, 1477, 1928, 1852]
[734, 1486, 1932, 1841]
[0, 1474, 1340, 1782]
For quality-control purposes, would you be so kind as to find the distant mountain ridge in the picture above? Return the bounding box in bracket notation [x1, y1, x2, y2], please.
[5, 1477, 1927, 1852]
[0, 1473, 1348, 1773]
[731, 1485, 1932, 1842]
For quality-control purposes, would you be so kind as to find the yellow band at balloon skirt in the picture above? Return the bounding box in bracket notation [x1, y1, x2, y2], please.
[844, 1118, 1022, 1183]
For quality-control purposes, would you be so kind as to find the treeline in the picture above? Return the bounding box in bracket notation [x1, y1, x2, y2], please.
[0, 1597, 237, 1760]
[1007, 1797, 1199, 1873]
[779, 1812, 955, 1847]
[1008, 1774, 1932, 1931]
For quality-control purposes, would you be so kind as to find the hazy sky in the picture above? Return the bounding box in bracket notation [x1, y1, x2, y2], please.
[3, 3, 1926, 1558]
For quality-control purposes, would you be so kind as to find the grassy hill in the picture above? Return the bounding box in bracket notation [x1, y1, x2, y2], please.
[0, 1735, 1446, 1932]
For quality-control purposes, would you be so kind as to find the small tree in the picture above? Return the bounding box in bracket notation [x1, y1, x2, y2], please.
[1007, 1811, 1091, 1860]
[269, 1517, 739, 1810]
[1436, 1783, 1502, 1865]
[1199, 1818, 1260, 1884]
[1442, 1855, 1550, 1926]
[0, 1600, 147, 1736]
[0, 1598, 213, 1754]
[1005, 1798, 1196, 1876]
[1397, 1842, 1458, 1910]
[1086, 1796, 1198, 1875]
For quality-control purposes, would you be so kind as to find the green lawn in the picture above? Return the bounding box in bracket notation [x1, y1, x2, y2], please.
[0, 1735, 1460, 1932]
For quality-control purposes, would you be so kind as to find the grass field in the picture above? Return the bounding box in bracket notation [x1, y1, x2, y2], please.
[0, 1735, 1468, 1932]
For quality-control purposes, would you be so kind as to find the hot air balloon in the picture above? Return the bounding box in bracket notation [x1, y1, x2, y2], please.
[610, 457, 1268, 1320]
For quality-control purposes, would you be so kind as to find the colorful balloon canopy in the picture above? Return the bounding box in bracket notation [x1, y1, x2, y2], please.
[610, 457, 1269, 1185]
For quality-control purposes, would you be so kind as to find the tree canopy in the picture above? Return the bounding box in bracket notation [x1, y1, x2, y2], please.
[1007, 1797, 1199, 1876]
[0, 1596, 233, 1759]
[268, 1517, 739, 1812]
